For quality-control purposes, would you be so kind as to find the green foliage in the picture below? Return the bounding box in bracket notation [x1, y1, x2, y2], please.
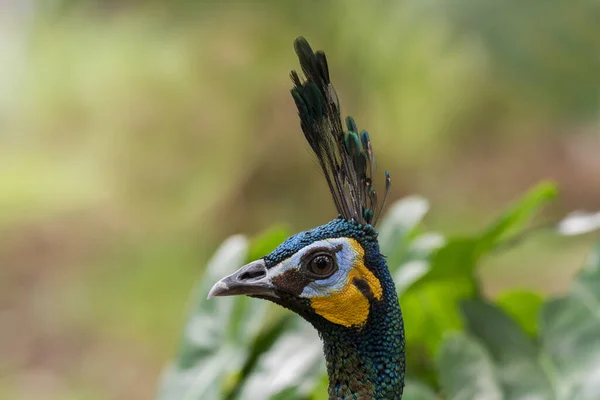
[399, 183, 558, 385]
[413, 181, 557, 290]
[496, 290, 544, 337]
[439, 241, 600, 399]
[481, 181, 558, 248]
[158, 235, 254, 399]
[438, 334, 503, 400]
[159, 185, 600, 399]
[402, 380, 439, 400]
[158, 228, 297, 399]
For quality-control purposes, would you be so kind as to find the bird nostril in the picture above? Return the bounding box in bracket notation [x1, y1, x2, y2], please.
[238, 264, 267, 281]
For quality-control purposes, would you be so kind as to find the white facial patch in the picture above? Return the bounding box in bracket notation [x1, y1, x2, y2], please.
[265, 238, 359, 298]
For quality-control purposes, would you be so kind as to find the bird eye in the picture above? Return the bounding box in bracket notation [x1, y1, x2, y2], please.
[307, 253, 336, 278]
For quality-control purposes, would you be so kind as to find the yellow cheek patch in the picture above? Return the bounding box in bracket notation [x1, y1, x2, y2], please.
[310, 239, 383, 327]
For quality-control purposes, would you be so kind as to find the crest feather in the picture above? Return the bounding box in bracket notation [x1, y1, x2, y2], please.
[290, 37, 390, 226]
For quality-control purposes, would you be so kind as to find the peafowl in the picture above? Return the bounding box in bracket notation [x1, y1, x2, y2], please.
[208, 37, 405, 400]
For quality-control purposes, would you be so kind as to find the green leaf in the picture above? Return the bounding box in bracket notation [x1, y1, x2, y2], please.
[393, 232, 446, 296]
[180, 235, 253, 366]
[481, 181, 558, 249]
[269, 387, 303, 400]
[414, 237, 480, 286]
[159, 230, 292, 400]
[460, 299, 553, 399]
[396, 184, 558, 392]
[238, 323, 324, 400]
[394, 260, 430, 296]
[438, 333, 503, 400]
[379, 196, 430, 247]
[402, 380, 439, 400]
[407, 182, 557, 292]
[402, 279, 472, 363]
[496, 290, 544, 337]
[400, 237, 480, 376]
[539, 240, 600, 399]
[247, 225, 291, 262]
[379, 196, 431, 269]
[158, 347, 245, 400]
[158, 235, 254, 400]
[437, 239, 600, 400]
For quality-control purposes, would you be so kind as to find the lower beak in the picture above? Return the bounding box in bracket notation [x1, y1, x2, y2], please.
[207, 259, 277, 299]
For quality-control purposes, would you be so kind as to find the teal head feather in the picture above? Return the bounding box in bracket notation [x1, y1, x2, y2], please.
[209, 37, 405, 399]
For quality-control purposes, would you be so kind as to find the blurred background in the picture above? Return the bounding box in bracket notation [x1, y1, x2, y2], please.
[1, 0, 599, 398]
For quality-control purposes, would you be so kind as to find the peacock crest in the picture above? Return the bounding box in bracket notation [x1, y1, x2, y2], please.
[290, 37, 390, 226]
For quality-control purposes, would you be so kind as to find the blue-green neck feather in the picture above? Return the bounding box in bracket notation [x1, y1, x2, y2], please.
[315, 236, 405, 399]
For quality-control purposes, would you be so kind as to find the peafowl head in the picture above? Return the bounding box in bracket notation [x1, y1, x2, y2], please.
[208, 37, 405, 399]
[208, 217, 388, 330]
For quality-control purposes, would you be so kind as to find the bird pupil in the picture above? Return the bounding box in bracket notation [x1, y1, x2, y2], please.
[315, 256, 328, 269]
[311, 255, 332, 275]
[307, 254, 335, 277]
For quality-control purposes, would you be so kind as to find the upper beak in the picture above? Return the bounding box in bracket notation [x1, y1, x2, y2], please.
[207, 259, 277, 299]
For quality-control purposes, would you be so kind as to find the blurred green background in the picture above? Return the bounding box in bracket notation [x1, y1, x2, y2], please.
[1, 1, 599, 399]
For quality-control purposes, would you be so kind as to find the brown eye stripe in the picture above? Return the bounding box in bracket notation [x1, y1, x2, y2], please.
[272, 269, 312, 296]
[352, 277, 375, 301]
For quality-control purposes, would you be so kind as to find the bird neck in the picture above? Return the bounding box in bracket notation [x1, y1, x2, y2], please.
[317, 258, 405, 400]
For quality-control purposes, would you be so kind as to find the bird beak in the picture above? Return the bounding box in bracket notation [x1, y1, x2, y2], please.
[207, 259, 277, 299]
